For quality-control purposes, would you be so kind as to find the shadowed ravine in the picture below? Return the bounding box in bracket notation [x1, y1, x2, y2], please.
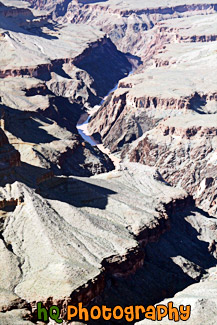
[82, 203, 217, 324]
[0, 1, 217, 324]
[75, 71, 217, 324]
[76, 72, 135, 168]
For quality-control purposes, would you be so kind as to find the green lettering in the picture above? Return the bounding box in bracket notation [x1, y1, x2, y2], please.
[37, 302, 48, 322]
[49, 306, 63, 324]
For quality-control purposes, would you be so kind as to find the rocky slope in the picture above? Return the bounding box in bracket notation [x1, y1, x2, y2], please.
[21, 0, 217, 61]
[138, 268, 217, 325]
[0, 1, 217, 324]
[1, 158, 217, 324]
[88, 11, 217, 153]
[0, 161, 191, 323]
[128, 115, 217, 217]
[59, 0, 217, 55]
[0, 0, 132, 177]
[86, 4, 217, 223]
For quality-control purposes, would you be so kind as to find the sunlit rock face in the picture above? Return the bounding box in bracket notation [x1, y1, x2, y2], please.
[0, 1, 217, 324]
[85, 1, 217, 220]
[0, 0, 133, 177]
[88, 9, 217, 154]
[128, 115, 217, 217]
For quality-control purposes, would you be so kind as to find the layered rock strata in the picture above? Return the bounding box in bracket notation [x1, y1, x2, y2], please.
[0, 163, 187, 322]
[59, 0, 217, 55]
[0, 1, 132, 177]
[0, 127, 20, 173]
[86, 199, 217, 325]
[0, 1, 217, 324]
[87, 7, 217, 153]
[128, 115, 217, 217]
[88, 34, 217, 153]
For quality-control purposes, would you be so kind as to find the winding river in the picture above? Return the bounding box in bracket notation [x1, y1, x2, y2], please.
[76, 71, 133, 168]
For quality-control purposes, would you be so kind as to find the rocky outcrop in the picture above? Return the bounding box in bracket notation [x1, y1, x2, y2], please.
[129, 115, 217, 217]
[0, 0, 51, 34]
[87, 10, 217, 153]
[0, 99, 114, 177]
[0, 1, 217, 324]
[0, 127, 20, 172]
[0, 1, 132, 177]
[0, 27, 130, 97]
[0, 2, 33, 19]
[59, 0, 217, 56]
[0, 163, 188, 322]
[88, 88, 154, 152]
[138, 269, 217, 325]
[88, 75, 217, 152]
[23, 0, 71, 15]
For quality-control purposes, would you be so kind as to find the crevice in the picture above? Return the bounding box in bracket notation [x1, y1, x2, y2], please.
[83, 200, 217, 324]
[21, 195, 216, 324]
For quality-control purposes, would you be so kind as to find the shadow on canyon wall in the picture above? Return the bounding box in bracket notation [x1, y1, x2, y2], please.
[83, 206, 217, 324]
[75, 39, 132, 97]
[0, 137, 216, 324]
[189, 92, 207, 114]
[1, 100, 81, 145]
[0, 2, 58, 40]
[38, 176, 117, 209]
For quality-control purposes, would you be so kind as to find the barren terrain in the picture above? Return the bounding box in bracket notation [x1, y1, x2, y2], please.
[0, 0, 217, 324]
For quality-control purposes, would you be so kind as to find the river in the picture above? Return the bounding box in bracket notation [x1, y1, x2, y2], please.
[76, 71, 133, 168]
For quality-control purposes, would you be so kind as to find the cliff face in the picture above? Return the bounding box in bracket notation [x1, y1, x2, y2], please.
[88, 10, 217, 153]
[0, 1, 33, 19]
[0, 1, 217, 324]
[0, 163, 190, 322]
[129, 115, 217, 217]
[60, 0, 217, 55]
[0, 127, 21, 172]
[24, 0, 217, 58]
[88, 88, 155, 152]
[0, 1, 132, 177]
[0, 76, 115, 178]
[0, 30, 130, 97]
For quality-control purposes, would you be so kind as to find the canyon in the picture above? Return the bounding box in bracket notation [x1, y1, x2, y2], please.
[0, 0, 217, 324]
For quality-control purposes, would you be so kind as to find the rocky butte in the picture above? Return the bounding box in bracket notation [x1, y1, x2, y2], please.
[0, 0, 217, 324]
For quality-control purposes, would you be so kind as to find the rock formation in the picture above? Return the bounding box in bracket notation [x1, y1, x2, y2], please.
[0, 162, 189, 323]
[0, 0, 132, 177]
[86, 1, 217, 222]
[88, 11, 217, 153]
[0, 0, 217, 324]
[0, 126, 21, 185]
[138, 269, 217, 325]
[128, 115, 217, 217]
